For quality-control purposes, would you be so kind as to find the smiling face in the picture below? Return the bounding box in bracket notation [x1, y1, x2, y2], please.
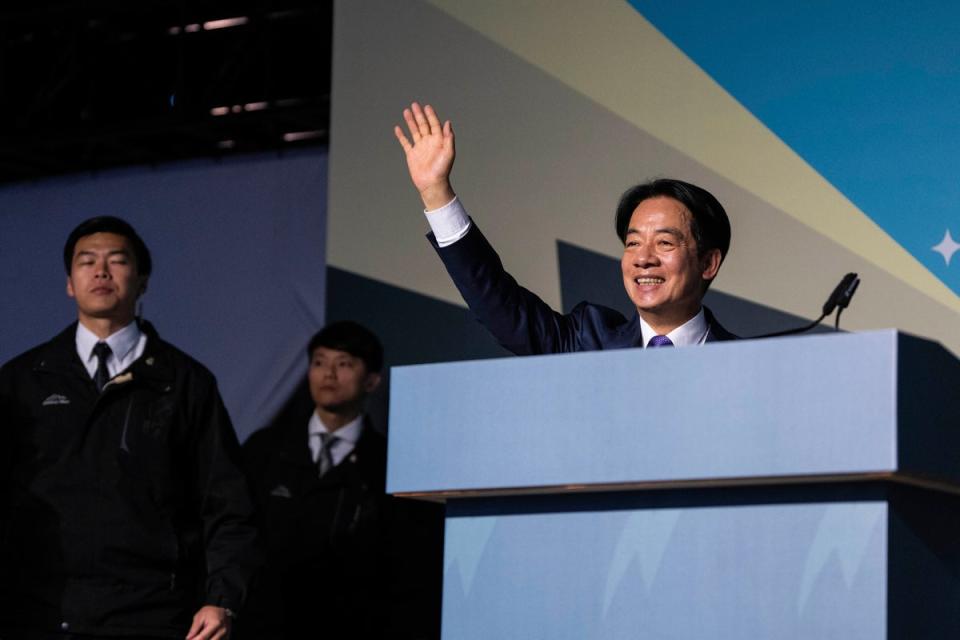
[620, 196, 721, 334]
[66, 232, 147, 334]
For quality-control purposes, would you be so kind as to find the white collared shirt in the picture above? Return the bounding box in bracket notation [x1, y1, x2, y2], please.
[75, 321, 147, 380]
[307, 411, 364, 467]
[637, 308, 709, 347]
[424, 197, 710, 346]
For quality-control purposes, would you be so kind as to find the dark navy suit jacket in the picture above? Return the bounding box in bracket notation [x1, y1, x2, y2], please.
[431, 221, 738, 355]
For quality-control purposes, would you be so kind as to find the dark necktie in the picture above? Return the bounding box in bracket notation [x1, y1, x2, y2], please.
[647, 335, 674, 348]
[92, 342, 113, 392]
[316, 432, 339, 478]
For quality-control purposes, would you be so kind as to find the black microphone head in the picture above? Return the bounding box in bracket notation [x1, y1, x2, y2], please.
[836, 274, 860, 310]
[822, 273, 858, 316]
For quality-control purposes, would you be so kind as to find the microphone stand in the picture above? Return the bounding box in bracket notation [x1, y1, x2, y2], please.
[749, 273, 860, 339]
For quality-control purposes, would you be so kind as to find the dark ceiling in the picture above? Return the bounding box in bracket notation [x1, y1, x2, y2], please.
[0, 1, 332, 184]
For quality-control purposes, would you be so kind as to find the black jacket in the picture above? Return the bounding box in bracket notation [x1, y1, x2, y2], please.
[0, 321, 260, 638]
[239, 415, 444, 640]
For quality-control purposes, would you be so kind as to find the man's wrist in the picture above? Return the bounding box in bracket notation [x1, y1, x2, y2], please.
[203, 600, 238, 620]
[420, 182, 456, 211]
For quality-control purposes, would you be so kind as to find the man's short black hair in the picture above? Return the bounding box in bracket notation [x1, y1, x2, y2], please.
[63, 216, 153, 276]
[307, 321, 384, 373]
[614, 178, 731, 263]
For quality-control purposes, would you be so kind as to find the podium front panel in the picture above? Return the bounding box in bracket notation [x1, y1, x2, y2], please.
[388, 331, 903, 494]
[441, 499, 888, 639]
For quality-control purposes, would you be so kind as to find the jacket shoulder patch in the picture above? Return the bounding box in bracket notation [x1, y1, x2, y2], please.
[42, 393, 71, 406]
[270, 484, 293, 499]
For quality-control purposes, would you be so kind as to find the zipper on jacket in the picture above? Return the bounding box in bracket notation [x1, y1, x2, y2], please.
[119, 397, 135, 452]
[329, 488, 346, 544]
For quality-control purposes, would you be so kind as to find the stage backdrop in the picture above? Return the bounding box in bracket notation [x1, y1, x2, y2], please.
[0, 150, 327, 442]
[327, 0, 960, 357]
[3, 0, 959, 435]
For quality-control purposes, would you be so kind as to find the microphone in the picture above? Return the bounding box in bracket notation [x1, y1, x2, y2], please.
[749, 273, 860, 338]
[831, 273, 860, 330]
[822, 272, 860, 317]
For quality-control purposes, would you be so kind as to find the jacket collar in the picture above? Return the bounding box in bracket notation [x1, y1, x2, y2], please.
[277, 411, 385, 469]
[703, 307, 738, 342]
[33, 322, 87, 375]
[124, 319, 175, 388]
[34, 319, 175, 388]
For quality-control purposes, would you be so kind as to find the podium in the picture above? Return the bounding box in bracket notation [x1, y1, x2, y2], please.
[387, 330, 960, 639]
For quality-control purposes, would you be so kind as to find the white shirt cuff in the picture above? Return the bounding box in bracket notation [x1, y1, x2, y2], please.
[425, 197, 471, 247]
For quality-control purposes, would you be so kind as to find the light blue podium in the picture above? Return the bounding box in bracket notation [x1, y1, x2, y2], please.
[387, 330, 960, 639]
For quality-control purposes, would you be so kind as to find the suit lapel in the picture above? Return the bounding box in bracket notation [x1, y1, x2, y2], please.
[609, 312, 644, 349]
[703, 306, 739, 342]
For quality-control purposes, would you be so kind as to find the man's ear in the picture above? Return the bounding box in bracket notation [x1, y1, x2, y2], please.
[700, 249, 722, 282]
[66, 275, 76, 299]
[138, 276, 149, 298]
[363, 372, 382, 394]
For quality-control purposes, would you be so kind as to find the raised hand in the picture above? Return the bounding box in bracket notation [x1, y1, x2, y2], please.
[394, 102, 457, 210]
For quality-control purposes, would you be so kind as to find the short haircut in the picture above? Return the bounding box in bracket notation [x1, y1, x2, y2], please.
[614, 179, 731, 263]
[63, 216, 153, 276]
[307, 321, 384, 373]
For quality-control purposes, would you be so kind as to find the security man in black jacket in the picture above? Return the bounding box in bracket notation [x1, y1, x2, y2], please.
[239, 322, 444, 639]
[0, 217, 259, 639]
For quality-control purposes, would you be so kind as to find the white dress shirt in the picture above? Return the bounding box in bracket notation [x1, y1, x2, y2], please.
[75, 321, 147, 380]
[308, 411, 364, 467]
[637, 309, 709, 346]
[424, 197, 708, 345]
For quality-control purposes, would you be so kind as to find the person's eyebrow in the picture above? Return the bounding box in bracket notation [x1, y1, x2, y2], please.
[626, 226, 686, 237]
[655, 226, 685, 238]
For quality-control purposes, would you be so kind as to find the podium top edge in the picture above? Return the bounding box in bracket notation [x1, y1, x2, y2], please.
[389, 328, 938, 372]
[392, 471, 960, 503]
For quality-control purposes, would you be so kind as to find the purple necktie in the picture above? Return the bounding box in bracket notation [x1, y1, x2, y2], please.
[647, 335, 674, 348]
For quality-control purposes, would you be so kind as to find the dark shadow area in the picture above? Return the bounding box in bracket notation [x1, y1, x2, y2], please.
[0, 436, 66, 633]
[0, 2, 333, 184]
[887, 483, 960, 637]
[897, 333, 960, 484]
